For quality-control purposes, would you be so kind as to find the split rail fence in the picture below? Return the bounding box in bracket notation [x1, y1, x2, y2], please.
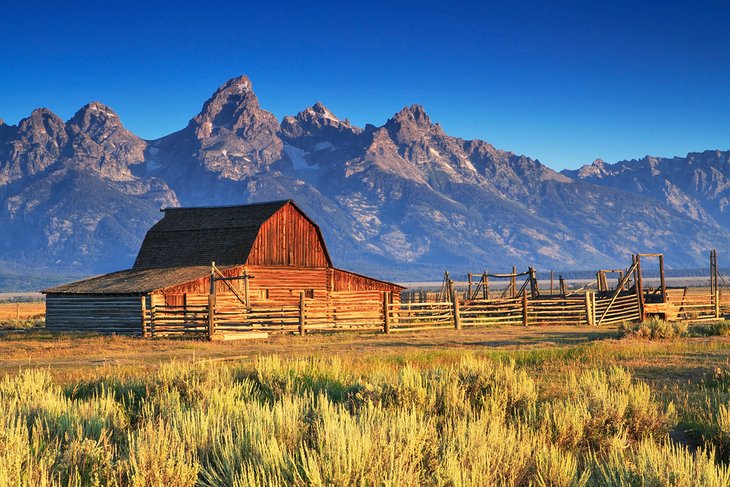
[144, 285, 727, 337]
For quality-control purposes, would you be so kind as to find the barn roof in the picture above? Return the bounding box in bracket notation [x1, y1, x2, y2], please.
[44, 266, 236, 294]
[133, 199, 331, 268]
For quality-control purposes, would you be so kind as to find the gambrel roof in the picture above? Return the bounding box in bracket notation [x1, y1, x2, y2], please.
[132, 200, 331, 269]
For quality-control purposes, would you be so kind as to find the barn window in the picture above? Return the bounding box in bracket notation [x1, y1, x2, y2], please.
[306, 289, 314, 298]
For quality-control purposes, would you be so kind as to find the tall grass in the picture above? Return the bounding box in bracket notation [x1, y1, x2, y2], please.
[0, 355, 726, 486]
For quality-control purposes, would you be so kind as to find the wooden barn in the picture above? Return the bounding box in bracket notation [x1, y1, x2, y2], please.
[44, 200, 405, 334]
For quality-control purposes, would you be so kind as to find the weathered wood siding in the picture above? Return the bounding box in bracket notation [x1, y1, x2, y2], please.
[46, 294, 142, 334]
[157, 266, 246, 295]
[247, 265, 329, 304]
[330, 268, 403, 301]
[246, 204, 329, 267]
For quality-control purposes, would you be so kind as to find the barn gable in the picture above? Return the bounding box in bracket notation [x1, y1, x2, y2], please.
[133, 200, 332, 269]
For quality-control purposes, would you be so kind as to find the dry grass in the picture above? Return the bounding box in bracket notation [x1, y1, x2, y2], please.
[0, 326, 618, 381]
[3, 326, 730, 485]
[1, 350, 729, 486]
[0, 302, 45, 320]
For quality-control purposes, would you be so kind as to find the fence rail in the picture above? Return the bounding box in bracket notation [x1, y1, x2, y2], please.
[138, 286, 728, 338]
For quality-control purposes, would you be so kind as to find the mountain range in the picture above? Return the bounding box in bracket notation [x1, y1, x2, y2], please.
[2, 75, 729, 282]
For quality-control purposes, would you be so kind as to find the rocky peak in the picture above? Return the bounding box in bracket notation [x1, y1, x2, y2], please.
[17, 108, 67, 141]
[281, 101, 359, 140]
[61, 102, 146, 179]
[574, 158, 608, 179]
[190, 75, 277, 139]
[67, 102, 123, 136]
[384, 104, 444, 145]
[305, 101, 340, 123]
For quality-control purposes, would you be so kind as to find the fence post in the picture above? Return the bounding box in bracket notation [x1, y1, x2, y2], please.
[383, 292, 391, 334]
[447, 279, 457, 328]
[585, 291, 595, 326]
[140, 296, 148, 338]
[453, 294, 462, 330]
[16, 302, 20, 320]
[715, 289, 721, 319]
[207, 293, 216, 340]
[522, 293, 529, 326]
[299, 291, 306, 336]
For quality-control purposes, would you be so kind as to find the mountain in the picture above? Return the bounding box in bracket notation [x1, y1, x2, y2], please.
[0, 104, 177, 273]
[564, 152, 730, 228]
[1, 75, 729, 283]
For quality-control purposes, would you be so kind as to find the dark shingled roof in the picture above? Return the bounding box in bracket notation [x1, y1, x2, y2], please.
[44, 266, 236, 294]
[133, 200, 290, 269]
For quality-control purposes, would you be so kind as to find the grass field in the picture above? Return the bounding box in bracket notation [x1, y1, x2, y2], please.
[0, 301, 45, 320]
[3, 326, 730, 485]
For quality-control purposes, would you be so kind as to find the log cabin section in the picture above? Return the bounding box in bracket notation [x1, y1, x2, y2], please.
[44, 200, 404, 332]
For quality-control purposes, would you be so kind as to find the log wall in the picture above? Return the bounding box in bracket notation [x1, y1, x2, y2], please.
[46, 294, 143, 334]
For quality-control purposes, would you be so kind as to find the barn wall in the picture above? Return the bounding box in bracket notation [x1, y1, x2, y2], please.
[330, 268, 403, 301]
[247, 265, 329, 304]
[246, 204, 329, 267]
[157, 266, 245, 295]
[46, 294, 143, 334]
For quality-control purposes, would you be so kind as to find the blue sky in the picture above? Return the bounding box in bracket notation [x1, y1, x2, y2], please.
[2, 0, 729, 170]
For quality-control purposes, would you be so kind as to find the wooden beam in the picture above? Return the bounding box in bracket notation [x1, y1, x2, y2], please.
[383, 292, 391, 334]
[207, 293, 216, 340]
[635, 255, 645, 321]
[452, 284, 462, 330]
[141, 296, 148, 338]
[522, 293, 528, 326]
[659, 254, 667, 303]
[484, 272, 489, 300]
[585, 291, 595, 326]
[511, 266, 517, 299]
[298, 291, 306, 336]
[596, 259, 639, 326]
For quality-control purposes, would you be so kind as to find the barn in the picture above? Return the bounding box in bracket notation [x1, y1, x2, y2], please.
[44, 200, 405, 335]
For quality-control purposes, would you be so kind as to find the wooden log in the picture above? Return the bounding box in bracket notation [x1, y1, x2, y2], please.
[208, 294, 216, 340]
[511, 266, 517, 298]
[298, 291, 306, 336]
[635, 255, 645, 321]
[522, 293, 528, 326]
[585, 291, 595, 326]
[453, 294, 462, 330]
[383, 292, 391, 334]
[141, 296, 148, 338]
[715, 289, 721, 319]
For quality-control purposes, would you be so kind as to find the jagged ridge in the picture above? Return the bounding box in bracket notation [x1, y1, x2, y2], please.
[1, 76, 729, 280]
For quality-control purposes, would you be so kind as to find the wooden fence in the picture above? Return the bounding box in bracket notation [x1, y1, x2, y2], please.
[140, 287, 660, 337]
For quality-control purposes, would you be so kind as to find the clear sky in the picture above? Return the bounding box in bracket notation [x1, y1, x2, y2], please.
[2, 0, 729, 170]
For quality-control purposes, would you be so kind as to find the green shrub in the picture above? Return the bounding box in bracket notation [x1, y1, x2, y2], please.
[620, 317, 688, 340]
[0, 318, 45, 330]
[690, 320, 730, 337]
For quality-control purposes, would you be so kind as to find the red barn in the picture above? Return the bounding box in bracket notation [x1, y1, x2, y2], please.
[44, 200, 404, 334]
